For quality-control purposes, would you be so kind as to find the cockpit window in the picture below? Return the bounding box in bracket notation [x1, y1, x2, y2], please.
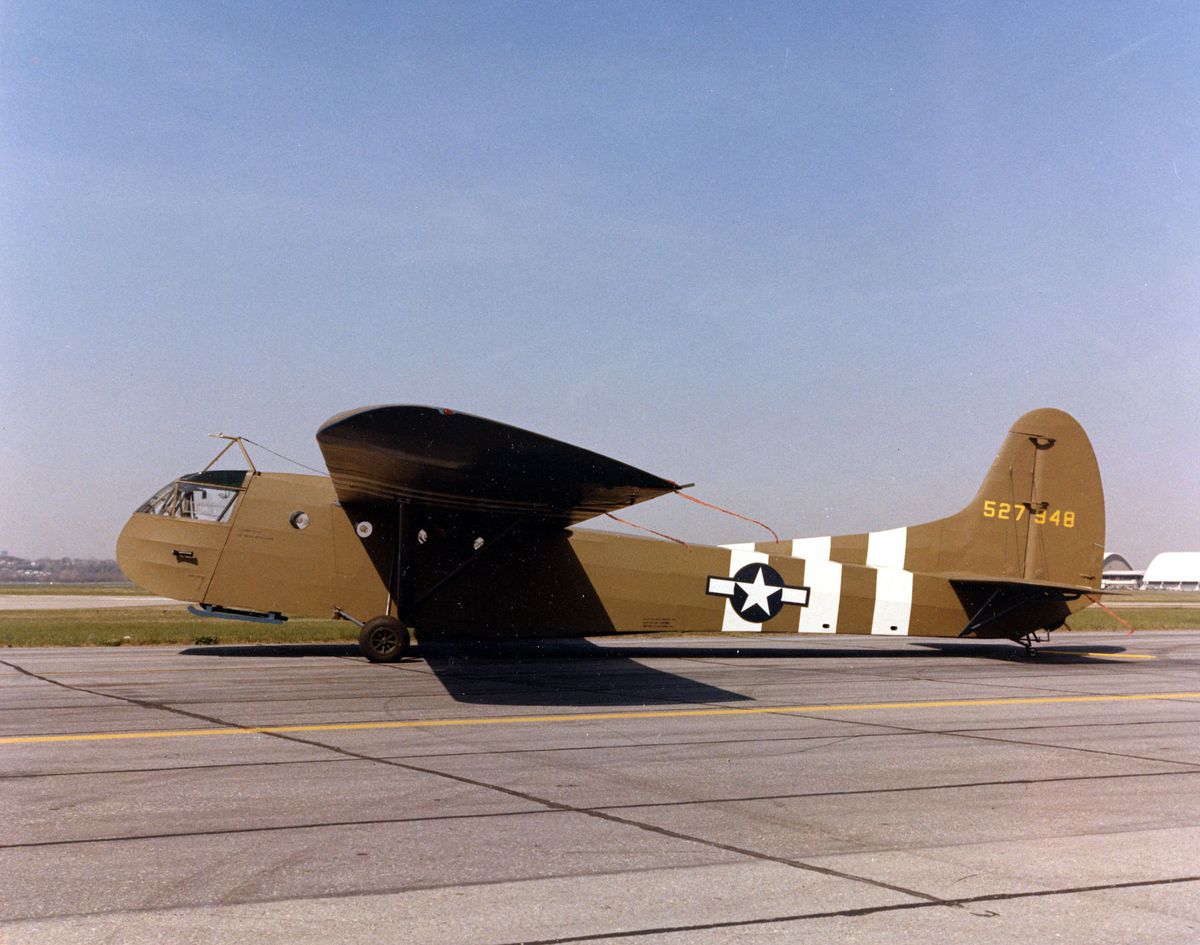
[137, 470, 248, 523]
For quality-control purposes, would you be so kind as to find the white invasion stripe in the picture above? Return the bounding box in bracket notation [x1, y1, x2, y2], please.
[722, 548, 769, 632]
[790, 535, 832, 560]
[871, 568, 913, 636]
[799, 559, 841, 634]
[720, 542, 758, 551]
[866, 527, 907, 570]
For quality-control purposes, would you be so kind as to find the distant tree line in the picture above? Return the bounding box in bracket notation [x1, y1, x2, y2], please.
[0, 555, 127, 584]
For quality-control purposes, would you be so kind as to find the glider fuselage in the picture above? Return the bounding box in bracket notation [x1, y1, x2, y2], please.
[117, 405, 1105, 657]
[116, 479, 1091, 645]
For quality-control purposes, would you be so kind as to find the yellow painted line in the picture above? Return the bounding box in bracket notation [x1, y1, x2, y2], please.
[4, 691, 1200, 746]
[1041, 650, 1156, 660]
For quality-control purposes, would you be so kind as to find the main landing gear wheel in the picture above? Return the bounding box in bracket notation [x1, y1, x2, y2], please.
[358, 615, 410, 663]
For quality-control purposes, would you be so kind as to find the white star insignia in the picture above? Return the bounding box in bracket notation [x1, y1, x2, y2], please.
[737, 566, 781, 617]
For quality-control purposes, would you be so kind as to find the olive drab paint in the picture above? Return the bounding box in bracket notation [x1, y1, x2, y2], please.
[117, 407, 1106, 657]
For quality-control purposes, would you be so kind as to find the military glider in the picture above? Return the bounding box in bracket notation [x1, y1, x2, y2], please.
[117, 406, 1105, 660]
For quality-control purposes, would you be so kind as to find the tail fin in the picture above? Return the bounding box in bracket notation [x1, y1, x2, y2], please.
[911, 408, 1105, 587]
[758, 408, 1105, 590]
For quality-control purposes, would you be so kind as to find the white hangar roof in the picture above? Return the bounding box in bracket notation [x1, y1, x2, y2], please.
[1142, 553, 1200, 584]
[1103, 552, 1135, 572]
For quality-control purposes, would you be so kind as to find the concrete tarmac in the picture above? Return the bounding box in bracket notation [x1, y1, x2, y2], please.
[0, 595, 176, 610]
[3, 632, 1200, 944]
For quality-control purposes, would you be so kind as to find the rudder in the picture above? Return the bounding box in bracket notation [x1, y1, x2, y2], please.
[916, 408, 1105, 587]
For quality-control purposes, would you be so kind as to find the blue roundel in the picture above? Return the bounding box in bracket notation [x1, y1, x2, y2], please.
[730, 563, 786, 622]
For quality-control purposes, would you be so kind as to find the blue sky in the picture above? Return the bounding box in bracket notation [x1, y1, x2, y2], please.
[2, 1, 1196, 565]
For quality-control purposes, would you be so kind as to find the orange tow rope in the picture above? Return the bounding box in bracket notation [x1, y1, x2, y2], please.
[672, 489, 780, 543]
[604, 512, 690, 549]
[1084, 593, 1134, 634]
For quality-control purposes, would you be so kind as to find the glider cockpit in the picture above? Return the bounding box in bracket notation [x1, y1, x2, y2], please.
[136, 470, 248, 524]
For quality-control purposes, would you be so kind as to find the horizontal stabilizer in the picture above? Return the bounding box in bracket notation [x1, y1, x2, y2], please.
[316, 405, 677, 524]
[945, 574, 1100, 596]
[950, 575, 1092, 639]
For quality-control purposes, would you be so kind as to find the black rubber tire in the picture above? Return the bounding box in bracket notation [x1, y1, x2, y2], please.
[358, 616, 410, 663]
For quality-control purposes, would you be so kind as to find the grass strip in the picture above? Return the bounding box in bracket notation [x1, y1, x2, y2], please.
[0, 603, 1197, 648]
[1065, 608, 1200, 631]
[0, 607, 354, 647]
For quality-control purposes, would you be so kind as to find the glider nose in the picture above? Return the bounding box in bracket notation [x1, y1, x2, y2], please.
[115, 513, 163, 592]
[116, 470, 248, 600]
[115, 512, 208, 601]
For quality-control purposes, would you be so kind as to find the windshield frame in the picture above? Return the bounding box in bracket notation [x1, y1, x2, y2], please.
[136, 470, 249, 524]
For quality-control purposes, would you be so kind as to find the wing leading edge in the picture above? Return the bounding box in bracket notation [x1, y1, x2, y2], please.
[316, 405, 677, 524]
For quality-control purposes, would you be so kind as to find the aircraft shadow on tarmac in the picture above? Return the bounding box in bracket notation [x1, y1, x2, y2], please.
[418, 640, 753, 706]
[178, 639, 750, 707]
[180, 643, 360, 658]
[910, 640, 1138, 661]
[176, 637, 1137, 707]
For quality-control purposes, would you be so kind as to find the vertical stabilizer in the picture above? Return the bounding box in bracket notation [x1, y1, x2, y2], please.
[759, 408, 1105, 591]
[926, 408, 1105, 587]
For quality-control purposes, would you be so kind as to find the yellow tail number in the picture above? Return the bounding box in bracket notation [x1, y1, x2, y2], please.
[983, 501, 1074, 527]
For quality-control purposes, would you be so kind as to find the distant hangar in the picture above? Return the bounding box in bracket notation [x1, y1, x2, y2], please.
[1103, 552, 1200, 591]
[1142, 552, 1200, 591]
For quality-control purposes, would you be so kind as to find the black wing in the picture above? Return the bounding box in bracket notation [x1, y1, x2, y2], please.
[316, 405, 677, 525]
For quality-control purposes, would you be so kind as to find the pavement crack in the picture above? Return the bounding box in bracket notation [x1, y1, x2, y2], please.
[777, 708, 1200, 771]
[592, 767, 1200, 812]
[3, 658, 947, 912]
[245, 726, 954, 910]
[0, 658, 257, 731]
[0, 807, 559, 850]
[938, 728, 1200, 770]
[485, 874, 1200, 944]
[8, 768, 1195, 848]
